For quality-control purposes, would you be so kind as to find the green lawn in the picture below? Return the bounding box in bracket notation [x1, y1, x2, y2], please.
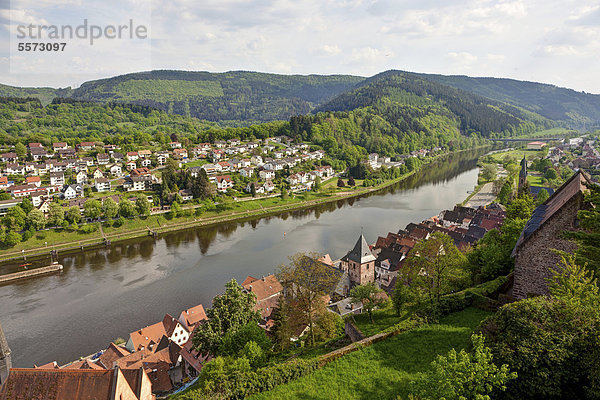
[527, 174, 543, 186]
[251, 308, 491, 400]
[489, 149, 541, 163]
[351, 304, 410, 337]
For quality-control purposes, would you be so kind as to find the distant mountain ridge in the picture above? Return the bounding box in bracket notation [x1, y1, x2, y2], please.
[1, 69, 599, 128]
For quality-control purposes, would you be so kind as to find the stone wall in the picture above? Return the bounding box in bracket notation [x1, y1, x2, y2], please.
[513, 195, 582, 299]
[344, 320, 365, 342]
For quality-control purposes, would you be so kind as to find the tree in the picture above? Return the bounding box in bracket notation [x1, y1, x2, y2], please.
[391, 281, 415, 316]
[348, 175, 356, 186]
[403, 232, 468, 307]
[481, 163, 497, 182]
[19, 197, 33, 214]
[250, 182, 257, 197]
[101, 197, 118, 219]
[169, 201, 182, 218]
[498, 180, 513, 205]
[192, 279, 260, 357]
[505, 194, 535, 220]
[66, 206, 81, 224]
[313, 177, 321, 192]
[277, 252, 342, 345]
[548, 255, 599, 310]
[118, 199, 136, 218]
[3, 231, 21, 247]
[350, 282, 384, 324]
[337, 177, 345, 188]
[218, 322, 271, 359]
[135, 196, 151, 216]
[535, 188, 549, 206]
[84, 199, 102, 220]
[26, 209, 45, 230]
[410, 334, 517, 400]
[3, 206, 26, 231]
[15, 142, 26, 159]
[544, 168, 558, 180]
[564, 182, 600, 274]
[47, 203, 65, 227]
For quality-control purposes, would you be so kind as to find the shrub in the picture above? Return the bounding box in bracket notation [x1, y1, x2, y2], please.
[78, 223, 98, 234]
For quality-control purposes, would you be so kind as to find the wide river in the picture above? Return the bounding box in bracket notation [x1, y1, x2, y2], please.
[0, 149, 485, 367]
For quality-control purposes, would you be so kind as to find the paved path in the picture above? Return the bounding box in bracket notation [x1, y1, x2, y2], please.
[465, 182, 496, 207]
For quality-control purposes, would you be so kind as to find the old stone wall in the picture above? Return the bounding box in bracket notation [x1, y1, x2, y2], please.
[513, 195, 581, 299]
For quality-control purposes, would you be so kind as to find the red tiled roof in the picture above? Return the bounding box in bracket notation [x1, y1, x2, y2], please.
[178, 304, 207, 332]
[98, 342, 131, 369]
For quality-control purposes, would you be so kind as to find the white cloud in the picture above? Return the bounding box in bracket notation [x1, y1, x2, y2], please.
[316, 44, 341, 56]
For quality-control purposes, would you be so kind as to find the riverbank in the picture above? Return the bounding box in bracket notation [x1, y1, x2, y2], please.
[0, 148, 484, 264]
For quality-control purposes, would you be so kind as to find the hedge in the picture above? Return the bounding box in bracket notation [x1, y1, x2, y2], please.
[171, 358, 320, 400]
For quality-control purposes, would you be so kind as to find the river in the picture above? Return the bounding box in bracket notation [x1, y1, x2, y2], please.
[0, 149, 485, 367]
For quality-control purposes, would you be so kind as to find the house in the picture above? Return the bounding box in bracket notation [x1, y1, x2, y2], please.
[112, 152, 124, 162]
[242, 275, 282, 322]
[179, 338, 211, 378]
[109, 164, 122, 176]
[52, 142, 68, 150]
[28, 147, 48, 161]
[9, 184, 38, 198]
[210, 149, 224, 161]
[178, 189, 193, 202]
[0, 367, 154, 400]
[124, 175, 153, 192]
[78, 141, 96, 150]
[138, 149, 152, 159]
[126, 161, 137, 171]
[0, 152, 17, 163]
[30, 190, 47, 207]
[527, 141, 547, 150]
[245, 182, 264, 194]
[173, 148, 188, 159]
[169, 141, 182, 149]
[25, 176, 41, 187]
[0, 198, 22, 217]
[340, 234, 376, 285]
[125, 314, 190, 352]
[240, 167, 254, 178]
[95, 178, 111, 192]
[178, 304, 207, 332]
[4, 163, 25, 176]
[130, 167, 151, 177]
[512, 170, 593, 299]
[156, 152, 168, 165]
[126, 152, 139, 162]
[259, 170, 275, 180]
[96, 153, 110, 165]
[251, 155, 263, 165]
[92, 168, 105, 180]
[0, 177, 10, 190]
[97, 342, 131, 370]
[63, 184, 83, 200]
[76, 170, 88, 184]
[49, 172, 65, 187]
[215, 175, 233, 192]
[57, 148, 76, 159]
[263, 180, 276, 192]
[28, 142, 43, 149]
[217, 161, 231, 172]
[24, 162, 38, 174]
[140, 158, 152, 168]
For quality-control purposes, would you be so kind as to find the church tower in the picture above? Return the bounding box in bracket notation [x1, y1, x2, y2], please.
[341, 234, 376, 285]
[518, 155, 528, 193]
[0, 320, 11, 385]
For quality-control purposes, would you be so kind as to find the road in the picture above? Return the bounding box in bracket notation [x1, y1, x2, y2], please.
[465, 182, 496, 207]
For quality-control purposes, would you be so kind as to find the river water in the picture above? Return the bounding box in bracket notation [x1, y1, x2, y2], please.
[0, 149, 485, 367]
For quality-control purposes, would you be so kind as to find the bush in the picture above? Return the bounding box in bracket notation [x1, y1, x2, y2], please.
[173, 358, 320, 400]
[113, 217, 125, 227]
[78, 223, 99, 234]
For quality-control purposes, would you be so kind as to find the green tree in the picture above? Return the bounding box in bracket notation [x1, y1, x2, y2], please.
[169, 201, 182, 218]
[3, 206, 26, 231]
[391, 281, 415, 316]
[101, 197, 118, 219]
[135, 196, 151, 216]
[47, 203, 65, 227]
[498, 180, 513, 205]
[348, 175, 356, 186]
[350, 282, 384, 324]
[118, 199, 136, 218]
[313, 177, 321, 192]
[84, 199, 102, 220]
[26, 208, 45, 230]
[564, 182, 600, 274]
[19, 197, 33, 214]
[239, 341, 265, 369]
[3, 231, 21, 247]
[218, 322, 271, 359]
[192, 279, 260, 357]
[337, 177, 345, 188]
[410, 334, 517, 400]
[250, 182, 257, 197]
[481, 163, 497, 182]
[403, 232, 468, 307]
[15, 142, 26, 159]
[66, 206, 81, 224]
[505, 194, 535, 220]
[544, 168, 558, 180]
[535, 188, 550, 206]
[277, 252, 342, 345]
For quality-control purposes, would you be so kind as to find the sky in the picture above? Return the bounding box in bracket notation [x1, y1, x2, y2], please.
[0, 0, 599, 93]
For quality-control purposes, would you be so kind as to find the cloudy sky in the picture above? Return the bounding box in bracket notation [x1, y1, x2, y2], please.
[1, 0, 599, 92]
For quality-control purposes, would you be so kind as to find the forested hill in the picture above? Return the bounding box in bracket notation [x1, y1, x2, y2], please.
[67, 70, 364, 123]
[406, 71, 600, 128]
[0, 83, 71, 106]
[313, 71, 551, 138]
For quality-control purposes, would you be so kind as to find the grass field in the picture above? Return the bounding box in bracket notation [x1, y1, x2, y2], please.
[251, 308, 491, 400]
[489, 149, 542, 163]
[527, 174, 543, 186]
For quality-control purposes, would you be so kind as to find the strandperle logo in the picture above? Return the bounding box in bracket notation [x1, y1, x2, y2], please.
[16, 19, 148, 45]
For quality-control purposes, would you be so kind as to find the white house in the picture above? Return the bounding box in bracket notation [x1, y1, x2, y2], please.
[109, 164, 122, 176]
[95, 178, 111, 192]
[93, 168, 104, 179]
[49, 172, 65, 187]
[240, 167, 254, 178]
[62, 184, 82, 200]
[216, 175, 233, 192]
[259, 170, 275, 180]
